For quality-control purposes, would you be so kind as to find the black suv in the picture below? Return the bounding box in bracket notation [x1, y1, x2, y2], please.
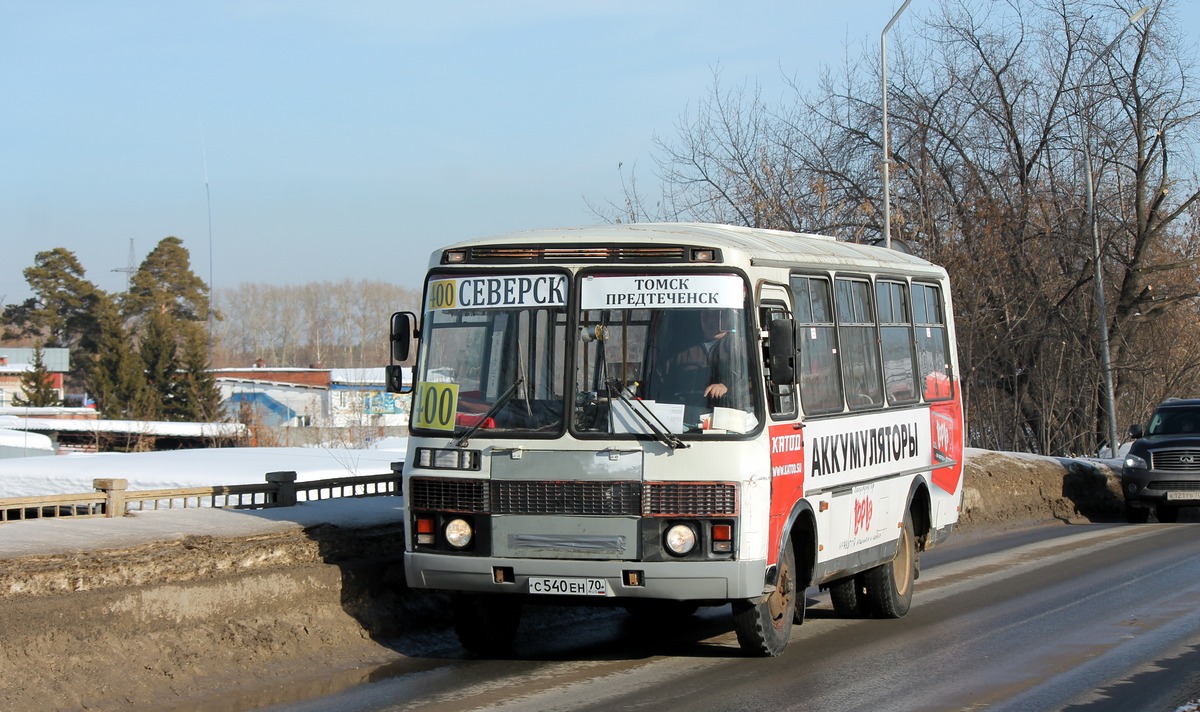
[1122, 398, 1200, 523]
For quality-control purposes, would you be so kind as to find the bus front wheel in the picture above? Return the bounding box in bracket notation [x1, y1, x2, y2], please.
[732, 538, 797, 656]
[451, 593, 523, 657]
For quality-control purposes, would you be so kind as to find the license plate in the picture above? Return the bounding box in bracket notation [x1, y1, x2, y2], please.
[528, 576, 608, 596]
[1166, 491, 1200, 501]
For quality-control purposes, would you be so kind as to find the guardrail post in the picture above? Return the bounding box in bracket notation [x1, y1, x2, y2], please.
[390, 461, 404, 494]
[93, 478, 128, 518]
[266, 471, 298, 507]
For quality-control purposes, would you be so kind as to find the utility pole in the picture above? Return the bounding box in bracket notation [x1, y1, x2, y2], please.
[1078, 7, 1149, 456]
[881, 0, 912, 250]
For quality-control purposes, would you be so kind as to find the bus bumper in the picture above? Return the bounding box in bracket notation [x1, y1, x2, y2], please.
[405, 552, 768, 601]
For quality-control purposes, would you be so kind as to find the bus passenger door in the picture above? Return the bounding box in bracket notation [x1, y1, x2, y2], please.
[759, 284, 803, 566]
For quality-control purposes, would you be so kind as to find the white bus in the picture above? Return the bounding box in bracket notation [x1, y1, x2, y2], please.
[387, 223, 964, 656]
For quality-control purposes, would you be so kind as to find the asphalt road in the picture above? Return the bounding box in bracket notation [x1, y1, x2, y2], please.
[267, 522, 1200, 712]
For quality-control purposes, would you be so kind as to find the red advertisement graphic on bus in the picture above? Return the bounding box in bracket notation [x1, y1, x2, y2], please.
[767, 424, 805, 563]
[930, 394, 964, 495]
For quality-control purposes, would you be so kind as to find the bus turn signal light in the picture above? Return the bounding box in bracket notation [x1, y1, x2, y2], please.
[712, 523, 733, 553]
[415, 516, 435, 545]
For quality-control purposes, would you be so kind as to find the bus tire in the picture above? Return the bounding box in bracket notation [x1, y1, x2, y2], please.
[863, 516, 915, 618]
[732, 538, 796, 656]
[828, 575, 870, 618]
[451, 593, 523, 657]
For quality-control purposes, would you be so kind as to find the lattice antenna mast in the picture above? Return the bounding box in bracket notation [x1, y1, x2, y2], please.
[111, 238, 135, 293]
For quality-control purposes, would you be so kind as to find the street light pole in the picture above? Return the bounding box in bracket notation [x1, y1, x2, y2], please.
[1080, 7, 1148, 456]
[881, 0, 912, 250]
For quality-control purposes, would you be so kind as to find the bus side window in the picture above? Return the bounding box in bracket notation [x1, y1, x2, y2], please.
[877, 279, 919, 405]
[760, 304, 796, 419]
[789, 275, 844, 414]
[913, 282, 953, 401]
[836, 277, 884, 411]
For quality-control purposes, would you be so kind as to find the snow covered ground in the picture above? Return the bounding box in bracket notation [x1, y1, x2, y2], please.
[0, 437, 408, 498]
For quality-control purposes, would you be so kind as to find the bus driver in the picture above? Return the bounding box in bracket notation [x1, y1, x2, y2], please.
[647, 308, 749, 423]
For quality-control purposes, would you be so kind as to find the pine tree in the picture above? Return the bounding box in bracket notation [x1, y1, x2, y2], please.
[138, 311, 180, 421]
[118, 236, 222, 421]
[2, 248, 103, 346]
[86, 299, 150, 420]
[175, 328, 224, 421]
[12, 345, 60, 407]
[2, 248, 107, 392]
[122, 237, 210, 323]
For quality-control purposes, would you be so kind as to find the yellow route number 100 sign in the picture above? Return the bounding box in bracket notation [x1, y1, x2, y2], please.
[413, 382, 459, 431]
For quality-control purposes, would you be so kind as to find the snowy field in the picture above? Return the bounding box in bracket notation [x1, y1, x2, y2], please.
[0, 437, 408, 498]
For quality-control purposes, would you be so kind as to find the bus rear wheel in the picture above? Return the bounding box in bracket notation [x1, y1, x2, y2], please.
[828, 574, 870, 618]
[451, 593, 523, 657]
[862, 516, 915, 618]
[732, 538, 797, 656]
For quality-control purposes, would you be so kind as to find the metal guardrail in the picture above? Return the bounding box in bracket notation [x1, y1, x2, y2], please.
[0, 465, 403, 524]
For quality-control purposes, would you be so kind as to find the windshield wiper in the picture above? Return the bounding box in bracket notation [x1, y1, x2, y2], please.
[453, 377, 524, 448]
[605, 377, 688, 451]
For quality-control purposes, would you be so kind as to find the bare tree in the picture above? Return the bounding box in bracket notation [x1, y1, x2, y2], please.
[212, 279, 419, 369]
[601, 0, 1200, 456]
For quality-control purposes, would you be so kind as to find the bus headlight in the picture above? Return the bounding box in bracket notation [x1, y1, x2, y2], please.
[445, 518, 473, 549]
[664, 524, 697, 556]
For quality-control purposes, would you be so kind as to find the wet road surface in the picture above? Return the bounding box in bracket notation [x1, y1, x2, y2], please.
[264, 522, 1200, 711]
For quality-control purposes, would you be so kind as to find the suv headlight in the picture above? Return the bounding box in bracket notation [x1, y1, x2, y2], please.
[1123, 454, 1148, 470]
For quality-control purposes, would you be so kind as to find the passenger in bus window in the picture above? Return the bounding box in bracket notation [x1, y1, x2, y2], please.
[648, 309, 749, 421]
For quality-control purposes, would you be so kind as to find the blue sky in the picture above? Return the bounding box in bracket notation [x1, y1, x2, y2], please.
[1, 2, 1188, 304]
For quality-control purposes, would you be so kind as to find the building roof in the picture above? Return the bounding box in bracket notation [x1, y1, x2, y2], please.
[211, 366, 410, 389]
[0, 415, 246, 439]
[0, 347, 70, 372]
[0, 427, 54, 453]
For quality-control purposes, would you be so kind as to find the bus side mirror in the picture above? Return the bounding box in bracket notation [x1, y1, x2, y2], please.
[390, 311, 416, 362]
[767, 318, 795, 385]
[385, 364, 411, 394]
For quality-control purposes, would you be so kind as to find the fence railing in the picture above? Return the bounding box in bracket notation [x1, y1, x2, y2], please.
[0, 465, 403, 524]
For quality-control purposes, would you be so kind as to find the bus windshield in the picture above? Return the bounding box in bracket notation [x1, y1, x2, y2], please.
[411, 273, 568, 436]
[574, 273, 759, 436]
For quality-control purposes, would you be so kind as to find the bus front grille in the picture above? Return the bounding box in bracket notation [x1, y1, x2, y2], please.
[409, 477, 738, 518]
[643, 482, 739, 516]
[492, 481, 642, 516]
[409, 477, 488, 512]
